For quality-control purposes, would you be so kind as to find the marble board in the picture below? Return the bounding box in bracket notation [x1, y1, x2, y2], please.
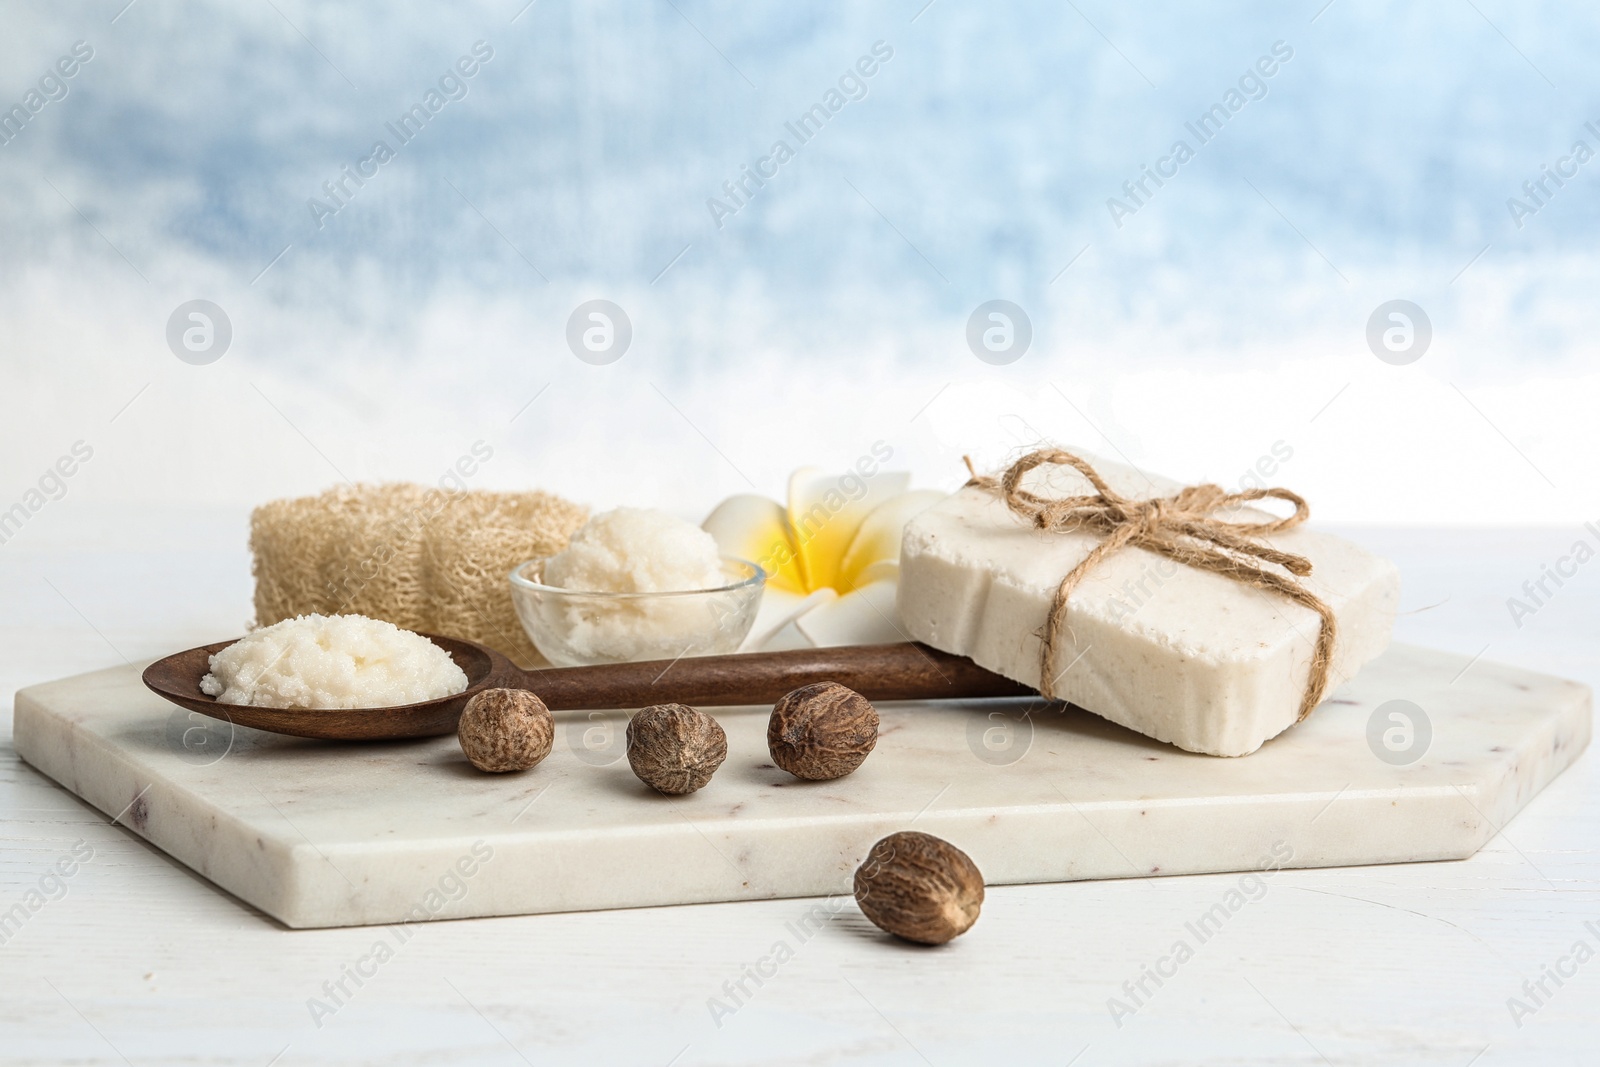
[11, 643, 1591, 929]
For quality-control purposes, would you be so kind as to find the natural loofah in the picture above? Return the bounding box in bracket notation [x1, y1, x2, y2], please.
[422, 491, 589, 668]
[319, 483, 433, 630]
[250, 484, 588, 668]
[250, 486, 362, 622]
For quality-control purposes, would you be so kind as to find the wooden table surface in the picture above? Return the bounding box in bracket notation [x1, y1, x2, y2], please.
[2, 510, 1595, 1066]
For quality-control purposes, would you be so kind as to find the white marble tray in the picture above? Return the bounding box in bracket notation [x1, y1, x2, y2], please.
[11, 643, 1590, 929]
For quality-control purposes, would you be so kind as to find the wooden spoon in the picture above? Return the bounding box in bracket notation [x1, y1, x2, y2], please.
[142, 635, 1033, 741]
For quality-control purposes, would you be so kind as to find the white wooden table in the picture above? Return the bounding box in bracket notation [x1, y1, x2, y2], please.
[3, 510, 1595, 1065]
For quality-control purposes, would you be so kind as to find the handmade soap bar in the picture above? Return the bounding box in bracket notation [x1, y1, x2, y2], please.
[897, 453, 1400, 756]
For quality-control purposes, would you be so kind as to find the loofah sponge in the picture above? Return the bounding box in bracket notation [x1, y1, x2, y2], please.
[250, 486, 361, 621]
[320, 483, 433, 631]
[422, 491, 589, 668]
[250, 484, 588, 667]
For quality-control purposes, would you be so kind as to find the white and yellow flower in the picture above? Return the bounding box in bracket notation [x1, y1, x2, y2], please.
[702, 467, 944, 648]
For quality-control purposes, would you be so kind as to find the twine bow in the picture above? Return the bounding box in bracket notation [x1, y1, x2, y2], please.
[965, 449, 1337, 721]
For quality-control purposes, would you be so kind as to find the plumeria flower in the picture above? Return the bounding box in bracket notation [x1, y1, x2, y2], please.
[703, 467, 944, 649]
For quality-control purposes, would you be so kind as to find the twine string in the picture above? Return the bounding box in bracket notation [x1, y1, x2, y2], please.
[965, 449, 1337, 721]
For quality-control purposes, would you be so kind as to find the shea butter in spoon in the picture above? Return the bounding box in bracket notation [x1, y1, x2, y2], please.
[200, 613, 468, 710]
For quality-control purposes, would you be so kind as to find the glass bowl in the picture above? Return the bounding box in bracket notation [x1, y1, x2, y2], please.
[508, 557, 766, 668]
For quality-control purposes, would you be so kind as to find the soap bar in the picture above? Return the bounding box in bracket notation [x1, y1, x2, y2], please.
[896, 453, 1400, 756]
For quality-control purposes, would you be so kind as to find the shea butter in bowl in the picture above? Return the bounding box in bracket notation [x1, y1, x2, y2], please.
[509, 507, 766, 667]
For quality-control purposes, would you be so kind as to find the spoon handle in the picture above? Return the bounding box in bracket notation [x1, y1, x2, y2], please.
[511, 642, 1033, 710]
